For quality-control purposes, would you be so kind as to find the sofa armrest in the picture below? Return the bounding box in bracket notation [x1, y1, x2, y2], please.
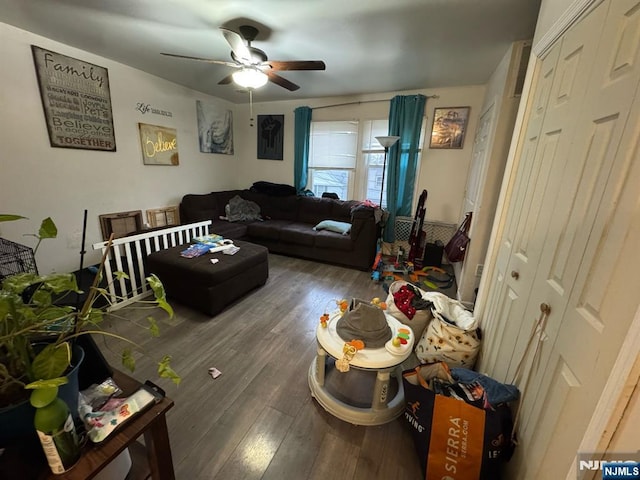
[349, 208, 378, 240]
[180, 193, 219, 224]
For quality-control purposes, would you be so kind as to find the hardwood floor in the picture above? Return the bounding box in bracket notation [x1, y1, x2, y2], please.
[100, 253, 425, 479]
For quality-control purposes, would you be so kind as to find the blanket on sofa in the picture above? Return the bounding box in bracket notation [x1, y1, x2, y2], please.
[223, 195, 263, 222]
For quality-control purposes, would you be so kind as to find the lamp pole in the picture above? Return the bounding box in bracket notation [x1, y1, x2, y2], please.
[375, 136, 400, 207]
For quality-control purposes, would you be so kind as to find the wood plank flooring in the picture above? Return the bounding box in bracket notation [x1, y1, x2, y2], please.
[100, 253, 426, 479]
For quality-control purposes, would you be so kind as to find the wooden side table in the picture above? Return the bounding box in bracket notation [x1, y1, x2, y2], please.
[43, 369, 175, 480]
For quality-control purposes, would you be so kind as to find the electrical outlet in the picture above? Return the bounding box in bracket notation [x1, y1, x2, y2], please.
[475, 264, 484, 277]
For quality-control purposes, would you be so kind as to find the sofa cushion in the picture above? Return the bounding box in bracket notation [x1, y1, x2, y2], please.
[248, 193, 298, 221]
[297, 196, 334, 224]
[315, 230, 354, 251]
[209, 220, 248, 240]
[313, 219, 352, 235]
[332, 200, 360, 222]
[279, 223, 316, 246]
[247, 219, 293, 240]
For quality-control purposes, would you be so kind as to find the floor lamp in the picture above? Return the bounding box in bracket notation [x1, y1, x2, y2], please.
[375, 135, 400, 207]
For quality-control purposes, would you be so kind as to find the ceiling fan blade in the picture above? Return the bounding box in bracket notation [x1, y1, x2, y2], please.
[161, 52, 237, 67]
[218, 74, 234, 85]
[220, 27, 252, 64]
[267, 60, 326, 71]
[266, 71, 300, 91]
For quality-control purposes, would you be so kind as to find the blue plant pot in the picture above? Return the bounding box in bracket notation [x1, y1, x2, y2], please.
[0, 345, 85, 447]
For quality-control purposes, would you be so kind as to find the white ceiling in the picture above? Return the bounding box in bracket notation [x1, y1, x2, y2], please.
[0, 0, 541, 104]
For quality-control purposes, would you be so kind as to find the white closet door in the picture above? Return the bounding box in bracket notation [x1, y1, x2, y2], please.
[478, 0, 640, 478]
[510, 1, 640, 477]
[480, 44, 561, 378]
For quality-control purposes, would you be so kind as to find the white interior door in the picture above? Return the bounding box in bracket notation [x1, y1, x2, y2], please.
[478, 0, 640, 478]
[457, 102, 496, 297]
[461, 100, 496, 217]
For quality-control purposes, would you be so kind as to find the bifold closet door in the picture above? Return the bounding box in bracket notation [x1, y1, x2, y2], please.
[479, 0, 640, 478]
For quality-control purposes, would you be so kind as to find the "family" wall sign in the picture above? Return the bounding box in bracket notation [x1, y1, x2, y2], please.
[31, 45, 116, 151]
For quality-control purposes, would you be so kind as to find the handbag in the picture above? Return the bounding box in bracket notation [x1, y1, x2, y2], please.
[445, 212, 472, 262]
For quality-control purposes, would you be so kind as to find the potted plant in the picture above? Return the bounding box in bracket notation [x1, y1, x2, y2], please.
[0, 215, 179, 440]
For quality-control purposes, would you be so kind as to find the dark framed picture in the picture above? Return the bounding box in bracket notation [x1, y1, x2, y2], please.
[257, 114, 284, 160]
[429, 106, 470, 149]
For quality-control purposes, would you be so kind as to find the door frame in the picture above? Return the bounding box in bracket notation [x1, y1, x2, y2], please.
[475, 0, 640, 471]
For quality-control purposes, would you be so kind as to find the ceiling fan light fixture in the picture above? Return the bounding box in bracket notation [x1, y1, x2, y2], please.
[232, 67, 268, 89]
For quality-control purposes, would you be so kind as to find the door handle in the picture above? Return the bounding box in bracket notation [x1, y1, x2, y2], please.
[511, 270, 520, 280]
[540, 303, 551, 315]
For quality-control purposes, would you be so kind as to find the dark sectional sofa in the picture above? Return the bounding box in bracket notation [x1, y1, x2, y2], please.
[179, 190, 380, 270]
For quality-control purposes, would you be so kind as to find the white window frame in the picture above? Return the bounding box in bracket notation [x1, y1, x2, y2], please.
[308, 117, 426, 204]
[308, 119, 389, 201]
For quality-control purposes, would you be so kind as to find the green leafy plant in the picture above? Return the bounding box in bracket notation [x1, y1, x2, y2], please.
[0, 216, 179, 409]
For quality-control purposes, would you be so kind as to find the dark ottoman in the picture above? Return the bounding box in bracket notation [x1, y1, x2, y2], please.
[146, 240, 268, 316]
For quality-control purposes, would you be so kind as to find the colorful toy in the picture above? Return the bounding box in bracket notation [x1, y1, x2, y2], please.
[320, 298, 351, 328]
[338, 299, 349, 314]
[370, 297, 387, 310]
[396, 328, 411, 344]
[420, 266, 454, 290]
[390, 327, 412, 349]
[336, 340, 365, 372]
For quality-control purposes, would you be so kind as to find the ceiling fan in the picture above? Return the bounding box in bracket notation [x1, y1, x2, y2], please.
[161, 25, 326, 91]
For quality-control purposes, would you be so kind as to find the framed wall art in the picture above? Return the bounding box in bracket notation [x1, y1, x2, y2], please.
[196, 100, 234, 154]
[31, 45, 116, 151]
[99, 210, 143, 241]
[429, 106, 470, 149]
[146, 206, 180, 228]
[138, 123, 179, 165]
[257, 114, 284, 160]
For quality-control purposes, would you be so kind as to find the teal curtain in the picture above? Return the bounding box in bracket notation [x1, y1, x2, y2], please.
[383, 94, 426, 242]
[294, 106, 312, 194]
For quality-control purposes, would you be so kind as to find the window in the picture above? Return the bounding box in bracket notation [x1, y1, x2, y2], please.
[308, 119, 389, 203]
[308, 121, 358, 199]
[361, 119, 391, 207]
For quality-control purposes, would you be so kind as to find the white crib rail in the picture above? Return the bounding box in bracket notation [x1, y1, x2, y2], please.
[92, 220, 212, 310]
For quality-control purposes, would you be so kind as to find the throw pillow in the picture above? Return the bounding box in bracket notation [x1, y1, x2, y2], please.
[313, 219, 352, 235]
